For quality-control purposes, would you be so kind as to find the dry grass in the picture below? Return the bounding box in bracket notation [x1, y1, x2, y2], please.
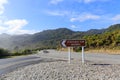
[59, 47, 74, 52]
[58, 48, 120, 54]
[86, 49, 120, 54]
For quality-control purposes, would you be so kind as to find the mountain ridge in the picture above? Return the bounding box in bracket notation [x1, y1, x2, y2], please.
[0, 24, 120, 50]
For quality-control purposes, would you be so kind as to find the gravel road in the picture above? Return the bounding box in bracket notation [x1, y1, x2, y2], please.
[0, 50, 120, 80]
[0, 56, 46, 75]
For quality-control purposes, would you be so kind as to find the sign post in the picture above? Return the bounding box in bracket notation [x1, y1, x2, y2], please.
[82, 46, 84, 63]
[61, 39, 86, 63]
[68, 47, 71, 63]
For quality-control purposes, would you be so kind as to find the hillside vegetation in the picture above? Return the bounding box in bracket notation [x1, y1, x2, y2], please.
[84, 30, 120, 49]
[0, 24, 120, 51]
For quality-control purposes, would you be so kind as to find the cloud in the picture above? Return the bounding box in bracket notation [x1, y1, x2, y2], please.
[46, 10, 100, 22]
[0, 0, 8, 15]
[0, 26, 6, 31]
[5, 19, 28, 32]
[50, 0, 63, 5]
[112, 15, 120, 21]
[45, 10, 69, 16]
[0, 0, 37, 35]
[77, 0, 110, 3]
[0, 19, 37, 35]
[49, 0, 110, 4]
[84, 0, 99, 3]
[71, 25, 77, 28]
[84, 0, 110, 3]
[70, 13, 100, 22]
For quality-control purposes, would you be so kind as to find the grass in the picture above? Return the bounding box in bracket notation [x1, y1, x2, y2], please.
[0, 55, 18, 59]
[0, 49, 38, 59]
[85, 49, 120, 54]
[59, 48, 120, 54]
[0, 55, 29, 59]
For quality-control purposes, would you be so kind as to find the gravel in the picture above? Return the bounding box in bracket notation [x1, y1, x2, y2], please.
[0, 59, 120, 80]
[0, 50, 120, 80]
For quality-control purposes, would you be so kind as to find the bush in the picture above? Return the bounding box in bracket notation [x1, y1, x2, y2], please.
[12, 49, 36, 56]
[12, 52, 22, 56]
[0, 48, 37, 58]
[0, 48, 11, 58]
[22, 49, 33, 55]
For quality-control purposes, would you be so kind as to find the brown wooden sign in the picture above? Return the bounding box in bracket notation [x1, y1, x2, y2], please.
[61, 40, 85, 47]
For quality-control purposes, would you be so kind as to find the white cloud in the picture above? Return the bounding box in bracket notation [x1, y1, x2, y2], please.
[83, 0, 95, 3]
[70, 13, 100, 22]
[112, 15, 120, 21]
[50, 0, 63, 5]
[0, 19, 37, 35]
[49, 0, 110, 4]
[71, 25, 77, 28]
[5, 19, 28, 32]
[84, 0, 100, 3]
[0, 26, 6, 31]
[0, 0, 37, 35]
[0, 0, 8, 15]
[45, 10, 69, 16]
[77, 0, 110, 3]
[46, 10, 100, 22]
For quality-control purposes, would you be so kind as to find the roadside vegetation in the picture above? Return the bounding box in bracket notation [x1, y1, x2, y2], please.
[0, 48, 38, 59]
[0, 48, 11, 58]
[0, 24, 120, 58]
[84, 30, 120, 50]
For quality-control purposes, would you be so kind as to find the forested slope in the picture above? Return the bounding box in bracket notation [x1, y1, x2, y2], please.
[0, 24, 120, 50]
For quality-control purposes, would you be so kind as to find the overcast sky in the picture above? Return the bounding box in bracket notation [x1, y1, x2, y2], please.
[0, 0, 120, 34]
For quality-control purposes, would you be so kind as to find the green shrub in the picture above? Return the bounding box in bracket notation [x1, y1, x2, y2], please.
[0, 48, 11, 58]
[12, 49, 36, 56]
[12, 52, 22, 56]
[22, 49, 33, 55]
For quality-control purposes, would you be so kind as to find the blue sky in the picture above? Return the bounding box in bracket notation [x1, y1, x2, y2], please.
[0, 0, 120, 34]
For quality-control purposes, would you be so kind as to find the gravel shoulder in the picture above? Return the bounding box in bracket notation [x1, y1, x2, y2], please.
[1, 59, 120, 80]
[0, 50, 120, 80]
[36, 50, 120, 64]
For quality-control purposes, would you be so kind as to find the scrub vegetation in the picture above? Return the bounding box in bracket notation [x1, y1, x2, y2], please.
[0, 24, 120, 58]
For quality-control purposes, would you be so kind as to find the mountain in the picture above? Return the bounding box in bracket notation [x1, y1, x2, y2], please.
[85, 29, 106, 35]
[0, 28, 75, 50]
[31, 28, 74, 42]
[0, 24, 120, 50]
[0, 33, 11, 38]
[106, 24, 120, 32]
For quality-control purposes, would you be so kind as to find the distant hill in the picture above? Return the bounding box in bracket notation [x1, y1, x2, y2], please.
[32, 28, 74, 41]
[0, 24, 120, 50]
[106, 24, 120, 32]
[85, 29, 106, 35]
